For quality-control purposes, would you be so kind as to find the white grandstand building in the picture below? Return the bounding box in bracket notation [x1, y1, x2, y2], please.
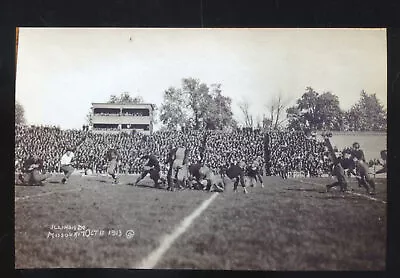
[90, 103, 155, 135]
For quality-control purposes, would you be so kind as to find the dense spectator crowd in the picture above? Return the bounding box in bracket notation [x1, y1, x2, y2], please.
[203, 129, 265, 174]
[95, 112, 147, 117]
[15, 124, 87, 173]
[74, 130, 206, 174]
[15, 124, 336, 177]
[267, 131, 331, 177]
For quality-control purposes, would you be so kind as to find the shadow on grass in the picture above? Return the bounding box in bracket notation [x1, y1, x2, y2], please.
[127, 182, 162, 190]
[15, 183, 44, 187]
[286, 188, 326, 194]
[48, 181, 61, 184]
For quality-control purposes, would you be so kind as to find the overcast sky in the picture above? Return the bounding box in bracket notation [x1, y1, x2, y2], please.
[15, 28, 387, 130]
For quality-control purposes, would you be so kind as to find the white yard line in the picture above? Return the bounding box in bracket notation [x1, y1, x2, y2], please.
[135, 192, 219, 269]
[298, 180, 387, 204]
[15, 188, 81, 202]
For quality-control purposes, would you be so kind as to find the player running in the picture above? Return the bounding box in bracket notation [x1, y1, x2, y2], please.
[134, 153, 162, 188]
[352, 156, 376, 195]
[18, 154, 51, 186]
[223, 161, 248, 194]
[106, 148, 120, 184]
[165, 145, 189, 191]
[246, 156, 264, 188]
[59, 136, 87, 184]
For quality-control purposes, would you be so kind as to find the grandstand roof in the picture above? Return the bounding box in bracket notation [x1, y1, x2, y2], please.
[92, 103, 155, 109]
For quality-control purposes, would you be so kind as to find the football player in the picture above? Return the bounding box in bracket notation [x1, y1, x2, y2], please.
[326, 157, 349, 193]
[134, 153, 162, 188]
[352, 142, 366, 162]
[60, 148, 75, 184]
[106, 148, 120, 184]
[187, 162, 204, 190]
[375, 150, 387, 174]
[353, 156, 376, 195]
[165, 145, 189, 191]
[18, 154, 51, 186]
[246, 156, 264, 188]
[188, 163, 223, 192]
[223, 161, 248, 194]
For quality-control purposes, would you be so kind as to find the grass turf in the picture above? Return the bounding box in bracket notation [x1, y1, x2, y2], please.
[15, 175, 386, 270]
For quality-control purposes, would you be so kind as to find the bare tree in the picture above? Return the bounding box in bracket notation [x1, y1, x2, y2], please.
[265, 93, 290, 130]
[238, 100, 254, 128]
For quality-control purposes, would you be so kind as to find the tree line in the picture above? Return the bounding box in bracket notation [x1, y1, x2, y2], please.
[15, 77, 387, 132]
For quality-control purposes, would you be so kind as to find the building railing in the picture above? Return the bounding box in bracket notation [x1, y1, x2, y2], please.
[93, 112, 150, 117]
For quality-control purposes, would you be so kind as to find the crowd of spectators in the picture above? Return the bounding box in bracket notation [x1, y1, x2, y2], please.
[94, 112, 147, 117]
[267, 131, 331, 177]
[15, 124, 336, 178]
[15, 124, 87, 173]
[203, 129, 265, 174]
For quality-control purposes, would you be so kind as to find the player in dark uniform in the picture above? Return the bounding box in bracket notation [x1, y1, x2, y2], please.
[223, 161, 248, 194]
[18, 154, 51, 186]
[246, 157, 264, 188]
[352, 142, 366, 162]
[134, 154, 162, 188]
[106, 148, 120, 184]
[376, 150, 387, 174]
[187, 163, 223, 191]
[350, 142, 368, 188]
[187, 163, 204, 190]
[326, 158, 349, 193]
[353, 156, 376, 195]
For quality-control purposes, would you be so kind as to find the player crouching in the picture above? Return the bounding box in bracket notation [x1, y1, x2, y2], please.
[187, 163, 224, 192]
[18, 154, 51, 186]
[326, 157, 349, 193]
[134, 154, 163, 188]
[223, 161, 248, 194]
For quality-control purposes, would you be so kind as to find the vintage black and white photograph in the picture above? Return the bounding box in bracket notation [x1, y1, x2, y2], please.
[14, 28, 387, 270]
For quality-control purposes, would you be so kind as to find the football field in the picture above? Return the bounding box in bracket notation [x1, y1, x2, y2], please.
[15, 174, 386, 270]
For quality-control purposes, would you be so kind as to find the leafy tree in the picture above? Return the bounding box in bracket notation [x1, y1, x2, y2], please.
[204, 84, 236, 130]
[159, 78, 236, 131]
[159, 87, 188, 130]
[182, 78, 211, 129]
[107, 92, 144, 104]
[344, 90, 386, 131]
[15, 101, 26, 125]
[85, 111, 93, 126]
[286, 87, 343, 131]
